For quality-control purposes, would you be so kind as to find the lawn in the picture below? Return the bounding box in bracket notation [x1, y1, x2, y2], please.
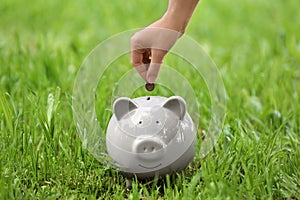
[0, 0, 299, 199]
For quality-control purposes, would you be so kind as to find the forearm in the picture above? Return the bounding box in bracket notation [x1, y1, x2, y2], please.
[163, 0, 199, 33]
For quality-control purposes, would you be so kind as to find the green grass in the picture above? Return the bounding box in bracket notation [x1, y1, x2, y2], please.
[0, 0, 300, 199]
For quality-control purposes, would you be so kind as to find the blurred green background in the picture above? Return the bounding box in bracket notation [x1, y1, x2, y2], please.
[0, 0, 299, 199]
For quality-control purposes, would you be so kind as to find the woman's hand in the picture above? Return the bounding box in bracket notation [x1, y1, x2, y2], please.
[130, 0, 199, 83]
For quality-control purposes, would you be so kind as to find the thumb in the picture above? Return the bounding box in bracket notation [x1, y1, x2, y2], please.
[146, 49, 166, 83]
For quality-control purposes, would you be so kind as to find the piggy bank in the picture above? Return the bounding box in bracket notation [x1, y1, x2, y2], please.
[106, 96, 196, 179]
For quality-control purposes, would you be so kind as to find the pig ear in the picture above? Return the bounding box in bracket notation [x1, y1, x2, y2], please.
[162, 96, 186, 120]
[113, 97, 138, 120]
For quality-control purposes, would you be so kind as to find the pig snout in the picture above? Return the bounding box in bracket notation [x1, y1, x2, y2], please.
[132, 137, 165, 161]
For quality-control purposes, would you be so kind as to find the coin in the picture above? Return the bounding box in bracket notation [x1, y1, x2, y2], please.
[145, 83, 155, 91]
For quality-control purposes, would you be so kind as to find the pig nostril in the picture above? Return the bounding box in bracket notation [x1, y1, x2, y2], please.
[156, 121, 160, 124]
[133, 138, 165, 156]
[139, 121, 142, 124]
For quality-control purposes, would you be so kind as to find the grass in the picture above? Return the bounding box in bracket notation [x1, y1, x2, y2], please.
[0, 0, 299, 199]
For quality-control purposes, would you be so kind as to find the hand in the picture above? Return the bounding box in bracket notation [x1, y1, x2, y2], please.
[130, 0, 199, 84]
[130, 25, 182, 83]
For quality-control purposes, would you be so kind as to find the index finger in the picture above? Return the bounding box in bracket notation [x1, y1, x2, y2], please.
[131, 49, 148, 82]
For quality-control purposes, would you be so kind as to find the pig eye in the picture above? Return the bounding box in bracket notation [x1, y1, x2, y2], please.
[139, 121, 143, 124]
[156, 121, 160, 124]
[146, 97, 151, 100]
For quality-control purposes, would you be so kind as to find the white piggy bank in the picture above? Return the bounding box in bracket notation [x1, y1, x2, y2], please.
[106, 96, 196, 179]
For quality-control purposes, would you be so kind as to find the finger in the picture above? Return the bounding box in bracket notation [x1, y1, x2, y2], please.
[131, 49, 144, 67]
[131, 49, 151, 81]
[130, 49, 147, 81]
[135, 64, 148, 82]
[146, 63, 160, 83]
[146, 49, 166, 83]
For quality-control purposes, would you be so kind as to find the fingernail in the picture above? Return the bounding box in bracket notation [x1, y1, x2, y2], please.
[148, 76, 156, 83]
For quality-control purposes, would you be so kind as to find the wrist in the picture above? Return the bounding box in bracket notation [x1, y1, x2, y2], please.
[162, 0, 199, 33]
[161, 11, 188, 33]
